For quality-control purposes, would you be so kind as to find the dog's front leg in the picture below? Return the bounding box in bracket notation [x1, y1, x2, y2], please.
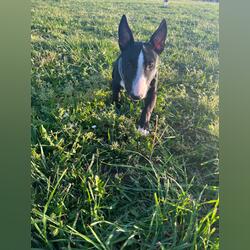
[138, 79, 157, 135]
[112, 79, 121, 106]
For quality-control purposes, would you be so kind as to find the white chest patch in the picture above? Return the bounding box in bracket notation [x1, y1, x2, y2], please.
[118, 58, 125, 89]
[131, 50, 148, 99]
[120, 80, 125, 88]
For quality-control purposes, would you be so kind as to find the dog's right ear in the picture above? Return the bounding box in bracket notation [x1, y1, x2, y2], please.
[149, 19, 167, 54]
[118, 15, 134, 51]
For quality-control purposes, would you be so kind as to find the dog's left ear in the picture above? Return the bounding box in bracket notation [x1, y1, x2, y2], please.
[149, 19, 167, 54]
[118, 15, 134, 51]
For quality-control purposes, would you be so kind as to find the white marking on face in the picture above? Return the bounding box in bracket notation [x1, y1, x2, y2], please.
[131, 50, 148, 99]
[120, 80, 125, 88]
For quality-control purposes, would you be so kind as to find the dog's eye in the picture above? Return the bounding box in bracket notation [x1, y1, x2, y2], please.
[146, 62, 154, 70]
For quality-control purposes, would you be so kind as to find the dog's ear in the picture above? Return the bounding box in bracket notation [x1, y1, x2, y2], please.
[149, 19, 167, 54]
[118, 15, 134, 51]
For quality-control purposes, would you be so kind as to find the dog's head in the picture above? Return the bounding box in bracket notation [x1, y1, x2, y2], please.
[118, 15, 167, 100]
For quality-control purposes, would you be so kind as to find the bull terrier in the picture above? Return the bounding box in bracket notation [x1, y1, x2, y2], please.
[112, 15, 167, 135]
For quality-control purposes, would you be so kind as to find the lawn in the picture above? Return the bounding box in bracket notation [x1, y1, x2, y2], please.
[31, 0, 219, 249]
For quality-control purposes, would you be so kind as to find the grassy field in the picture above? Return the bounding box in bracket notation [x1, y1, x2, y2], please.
[31, 0, 219, 249]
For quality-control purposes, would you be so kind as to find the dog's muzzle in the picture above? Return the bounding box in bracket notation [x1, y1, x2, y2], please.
[129, 93, 144, 101]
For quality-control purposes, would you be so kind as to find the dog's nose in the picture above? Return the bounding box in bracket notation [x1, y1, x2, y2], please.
[130, 93, 143, 101]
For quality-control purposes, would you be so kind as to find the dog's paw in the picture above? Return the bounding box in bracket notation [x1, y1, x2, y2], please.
[138, 126, 150, 136]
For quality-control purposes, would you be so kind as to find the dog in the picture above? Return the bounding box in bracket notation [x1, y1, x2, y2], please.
[112, 15, 167, 135]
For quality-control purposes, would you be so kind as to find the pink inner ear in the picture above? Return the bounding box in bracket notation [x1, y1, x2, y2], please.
[154, 39, 163, 50]
[155, 41, 162, 50]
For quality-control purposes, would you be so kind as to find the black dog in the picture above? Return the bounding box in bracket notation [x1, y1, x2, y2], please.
[112, 15, 167, 135]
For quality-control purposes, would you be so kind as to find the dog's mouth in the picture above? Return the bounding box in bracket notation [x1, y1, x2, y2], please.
[129, 94, 144, 102]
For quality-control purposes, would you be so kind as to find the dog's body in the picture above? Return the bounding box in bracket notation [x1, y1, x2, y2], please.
[112, 15, 167, 135]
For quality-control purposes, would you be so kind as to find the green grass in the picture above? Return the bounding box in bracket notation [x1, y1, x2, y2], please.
[31, 0, 219, 249]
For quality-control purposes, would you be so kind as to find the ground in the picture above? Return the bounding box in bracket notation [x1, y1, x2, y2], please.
[31, 0, 219, 249]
